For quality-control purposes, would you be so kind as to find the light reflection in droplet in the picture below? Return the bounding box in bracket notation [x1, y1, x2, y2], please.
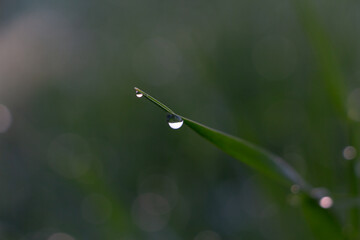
[319, 196, 333, 209]
[48, 232, 75, 240]
[343, 146, 357, 160]
[135, 90, 143, 98]
[167, 114, 183, 129]
[168, 121, 183, 129]
[194, 230, 222, 240]
[0, 104, 12, 133]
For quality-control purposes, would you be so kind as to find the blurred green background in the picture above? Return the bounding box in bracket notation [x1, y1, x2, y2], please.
[0, 0, 359, 239]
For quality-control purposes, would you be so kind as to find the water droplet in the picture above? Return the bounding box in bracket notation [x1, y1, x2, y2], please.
[135, 90, 143, 98]
[167, 114, 183, 129]
[319, 196, 333, 209]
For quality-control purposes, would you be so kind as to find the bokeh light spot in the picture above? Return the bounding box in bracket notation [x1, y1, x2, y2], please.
[319, 196, 333, 209]
[343, 146, 357, 160]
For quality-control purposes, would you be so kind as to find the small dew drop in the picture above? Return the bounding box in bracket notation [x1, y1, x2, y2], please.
[167, 114, 183, 129]
[136, 90, 143, 98]
[319, 196, 333, 209]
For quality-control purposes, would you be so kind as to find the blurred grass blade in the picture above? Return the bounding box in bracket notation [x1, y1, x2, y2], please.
[294, 1, 359, 238]
[294, 0, 346, 118]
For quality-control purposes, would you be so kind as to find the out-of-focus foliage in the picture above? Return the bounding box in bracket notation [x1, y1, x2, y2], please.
[0, 0, 359, 239]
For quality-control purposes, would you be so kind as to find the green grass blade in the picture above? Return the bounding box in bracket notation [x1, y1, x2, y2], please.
[182, 117, 346, 239]
[135, 87, 307, 188]
[182, 117, 308, 188]
[135, 87, 175, 114]
[135, 87, 344, 239]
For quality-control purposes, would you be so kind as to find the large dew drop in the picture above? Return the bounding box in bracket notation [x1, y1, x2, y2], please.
[135, 90, 143, 98]
[167, 114, 183, 129]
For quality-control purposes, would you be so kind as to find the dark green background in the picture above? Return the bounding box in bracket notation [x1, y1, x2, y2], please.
[0, 0, 359, 239]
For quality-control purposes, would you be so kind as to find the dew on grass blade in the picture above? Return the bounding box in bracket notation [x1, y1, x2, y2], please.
[167, 114, 183, 129]
[135, 90, 143, 98]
